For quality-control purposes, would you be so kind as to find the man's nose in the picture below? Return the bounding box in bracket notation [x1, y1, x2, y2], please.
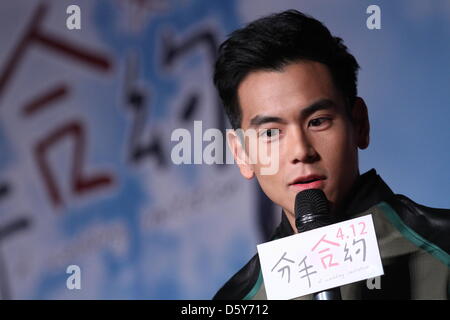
[289, 127, 318, 164]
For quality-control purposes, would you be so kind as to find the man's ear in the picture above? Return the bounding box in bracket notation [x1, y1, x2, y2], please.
[351, 97, 370, 150]
[227, 130, 255, 179]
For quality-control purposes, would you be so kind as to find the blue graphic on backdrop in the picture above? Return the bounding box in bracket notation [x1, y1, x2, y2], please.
[34, 0, 240, 299]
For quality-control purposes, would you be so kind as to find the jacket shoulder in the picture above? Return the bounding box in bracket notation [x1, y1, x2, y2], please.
[385, 194, 450, 256]
[212, 254, 261, 300]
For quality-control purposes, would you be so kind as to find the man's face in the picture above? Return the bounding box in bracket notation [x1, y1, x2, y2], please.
[231, 61, 369, 231]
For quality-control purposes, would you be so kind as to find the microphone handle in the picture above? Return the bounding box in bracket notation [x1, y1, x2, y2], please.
[313, 287, 342, 300]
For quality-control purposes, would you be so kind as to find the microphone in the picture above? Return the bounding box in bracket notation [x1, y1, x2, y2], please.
[295, 189, 342, 300]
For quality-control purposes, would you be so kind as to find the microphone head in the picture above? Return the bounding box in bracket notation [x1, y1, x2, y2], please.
[295, 189, 332, 232]
[295, 189, 329, 217]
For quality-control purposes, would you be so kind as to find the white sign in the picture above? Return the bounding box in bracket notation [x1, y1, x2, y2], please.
[257, 214, 384, 300]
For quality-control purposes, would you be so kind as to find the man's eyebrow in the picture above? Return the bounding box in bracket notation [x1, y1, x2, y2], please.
[300, 99, 336, 119]
[248, 99, 336, 128]
[249, 115, 288, 128]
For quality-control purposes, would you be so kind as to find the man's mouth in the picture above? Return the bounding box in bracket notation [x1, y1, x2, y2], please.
[290, 175, 326, 185]
[289, 175, 326, 191]
[297, 178, 320, 184]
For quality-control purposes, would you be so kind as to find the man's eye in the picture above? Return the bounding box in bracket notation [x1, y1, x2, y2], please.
[260, 128, 279, 138]
[308, 117, 331, 127]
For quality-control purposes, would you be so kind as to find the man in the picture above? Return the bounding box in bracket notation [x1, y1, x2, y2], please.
[212, 10, 449, 300]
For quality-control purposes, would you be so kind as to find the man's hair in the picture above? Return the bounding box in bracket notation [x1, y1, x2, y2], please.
[214, 9, 360, 130]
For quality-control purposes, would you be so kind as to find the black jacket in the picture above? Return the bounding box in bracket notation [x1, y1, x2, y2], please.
[213, 169, 450, 300]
